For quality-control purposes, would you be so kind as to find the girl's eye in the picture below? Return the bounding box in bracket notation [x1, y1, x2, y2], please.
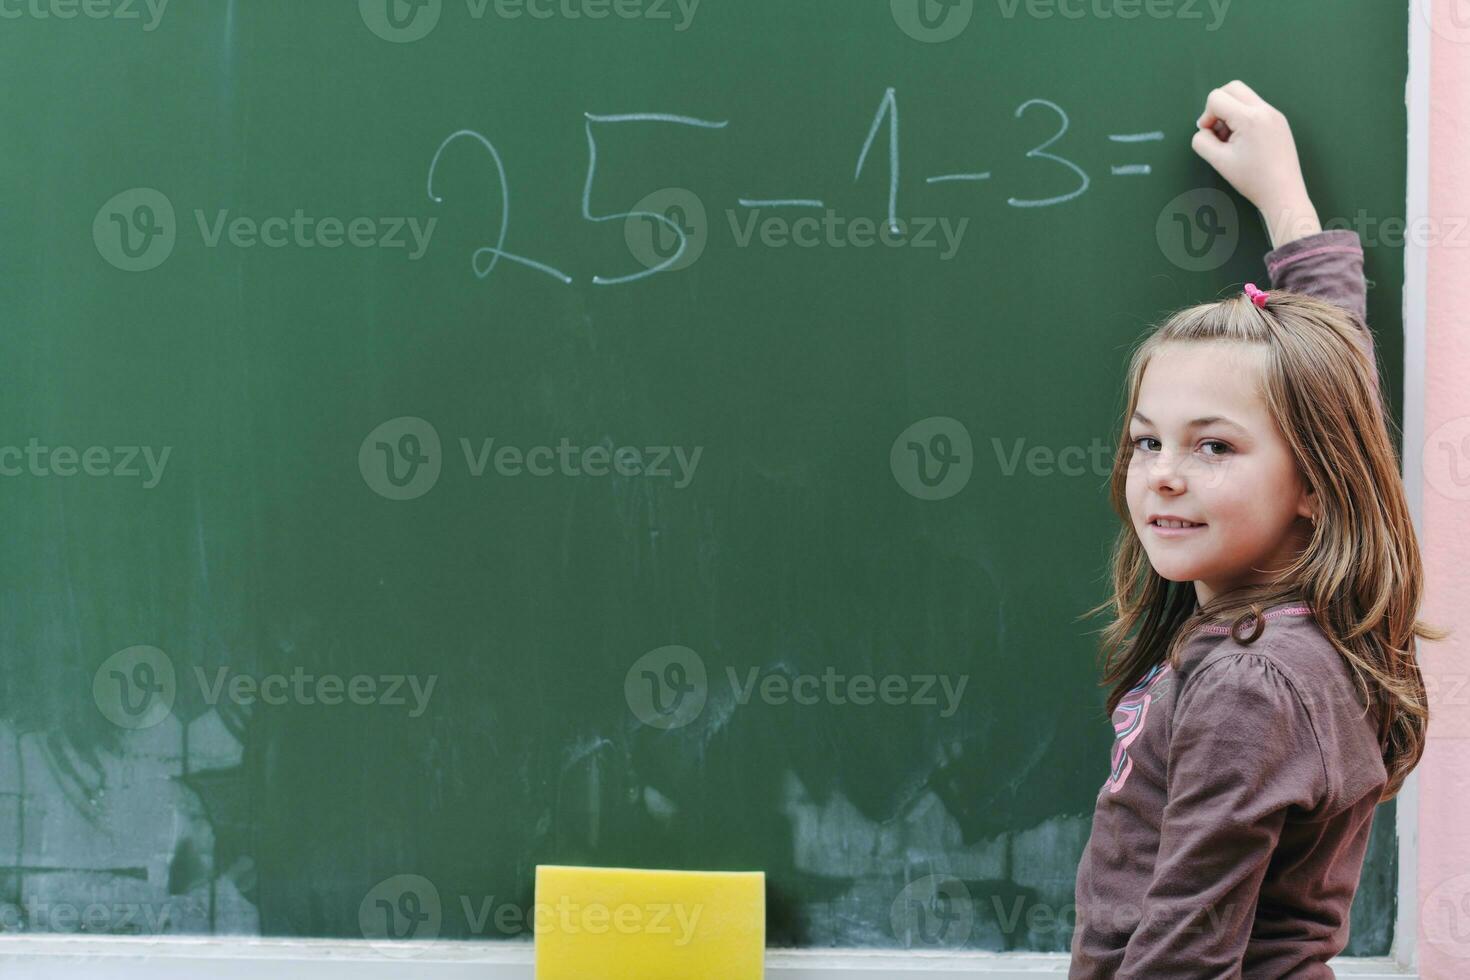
[1130, 437, 1233, 456]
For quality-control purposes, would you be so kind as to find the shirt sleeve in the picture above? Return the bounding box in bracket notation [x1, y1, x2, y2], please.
[1263, 228, 1379, 394]
[1116, 654, 1328, 978]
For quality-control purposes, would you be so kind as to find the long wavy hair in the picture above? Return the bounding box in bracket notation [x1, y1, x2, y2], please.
[1084, 288, 1447, 801]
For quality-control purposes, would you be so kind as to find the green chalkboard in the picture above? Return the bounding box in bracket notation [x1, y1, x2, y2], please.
[0, 0, 1407, 953]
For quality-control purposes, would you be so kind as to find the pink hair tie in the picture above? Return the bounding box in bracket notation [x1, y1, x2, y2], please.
[1244, 282, 1270, 309]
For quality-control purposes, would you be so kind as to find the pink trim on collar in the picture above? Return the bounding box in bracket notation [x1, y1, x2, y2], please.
[1197, 605, 1314, 635]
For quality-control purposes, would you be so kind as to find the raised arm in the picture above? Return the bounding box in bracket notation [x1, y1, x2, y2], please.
[1264, 229, 1377, 390]
[1192, 80, 1380, 391]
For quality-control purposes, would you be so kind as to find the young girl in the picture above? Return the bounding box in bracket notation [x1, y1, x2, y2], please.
[1069, 80, 1447, 978]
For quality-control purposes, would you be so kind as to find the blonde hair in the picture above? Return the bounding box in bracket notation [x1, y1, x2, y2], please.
[1084, 288, 1447, 800]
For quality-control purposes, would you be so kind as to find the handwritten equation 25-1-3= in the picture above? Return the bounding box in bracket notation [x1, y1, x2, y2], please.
[424, 88, 1165, 287]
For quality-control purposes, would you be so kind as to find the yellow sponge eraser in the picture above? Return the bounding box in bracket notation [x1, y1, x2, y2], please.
[534, 865, 765, 980]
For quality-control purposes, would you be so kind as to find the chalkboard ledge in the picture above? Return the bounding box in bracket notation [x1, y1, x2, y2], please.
[0, 936, 1418, 978]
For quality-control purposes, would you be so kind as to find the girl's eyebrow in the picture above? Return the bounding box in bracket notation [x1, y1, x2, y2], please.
[1131, 411, 1246, 432]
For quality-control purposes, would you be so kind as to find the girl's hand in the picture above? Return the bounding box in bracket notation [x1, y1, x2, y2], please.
[1191, 80, 1323, 249]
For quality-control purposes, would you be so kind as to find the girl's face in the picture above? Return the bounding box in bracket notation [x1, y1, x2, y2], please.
[1125, 341, 1316, 607]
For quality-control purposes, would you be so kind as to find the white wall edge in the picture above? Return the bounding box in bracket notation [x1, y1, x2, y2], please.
[1398, 0, 1433, 972]
[0, 937, 1420, 979]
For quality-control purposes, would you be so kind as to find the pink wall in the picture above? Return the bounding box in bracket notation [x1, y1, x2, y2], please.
[1416, 3, 1470, 979]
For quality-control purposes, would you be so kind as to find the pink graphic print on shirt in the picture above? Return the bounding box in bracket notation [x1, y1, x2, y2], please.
[1106, 662, 1172, 794]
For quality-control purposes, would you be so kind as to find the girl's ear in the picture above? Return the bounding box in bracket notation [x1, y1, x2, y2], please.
[1297, 483, 1318, 522]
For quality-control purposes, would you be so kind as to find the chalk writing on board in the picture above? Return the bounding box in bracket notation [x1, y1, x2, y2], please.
[582, 112, 731, 285]
[1004, 99, 1090, 209]
[855, 87, 901, 235]
[427, 91, 1162, 286]
[427, 130, 573, 284]
[737, 199, 826, 208]
[1107, 131, 1164, 177]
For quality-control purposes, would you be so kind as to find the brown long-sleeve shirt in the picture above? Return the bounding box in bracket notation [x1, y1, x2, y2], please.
[1069, 230, 1389, 978]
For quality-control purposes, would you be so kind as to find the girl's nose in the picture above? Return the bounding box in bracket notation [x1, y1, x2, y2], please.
[1146, 452, 1187, 493]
